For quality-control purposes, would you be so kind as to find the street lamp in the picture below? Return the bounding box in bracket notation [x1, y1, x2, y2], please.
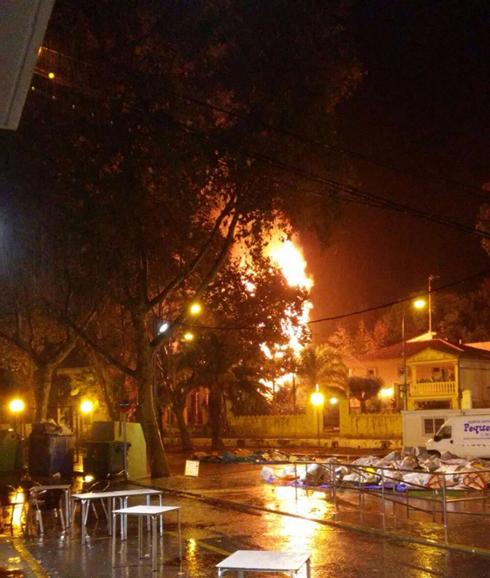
[189, 302, 202, 316]
[78, 399, 95, 462]
[8, 398, 25, 414]
[310, 385, 325, 449]
[413, 298, 427, 311]
[8, 398, 25, 437]
[401, 298, 428, 410]
[183, 331, 195, 342]
[80, 399, 94, 415]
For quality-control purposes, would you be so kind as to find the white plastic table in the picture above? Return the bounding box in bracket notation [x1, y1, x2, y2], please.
[30, 484, 72, 528]
[28, 483, 72, 533]
[216, 550, 312, 577]
[111, 505, 182, 574]
[72, 488, 163, 544]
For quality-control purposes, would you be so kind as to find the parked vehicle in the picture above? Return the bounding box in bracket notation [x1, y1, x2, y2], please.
[426, 414, 490, 458]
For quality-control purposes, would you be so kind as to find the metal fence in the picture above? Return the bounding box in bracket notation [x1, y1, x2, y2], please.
[269, 460, 490, 545]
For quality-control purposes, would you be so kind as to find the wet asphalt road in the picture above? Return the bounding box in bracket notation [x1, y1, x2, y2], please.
[3, 454, 490, 577]
[18, 491, 490, 577]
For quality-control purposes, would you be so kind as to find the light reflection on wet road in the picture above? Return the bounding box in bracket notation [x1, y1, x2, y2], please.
[21, 490, 490, 577]
[9, 458, 490, 577]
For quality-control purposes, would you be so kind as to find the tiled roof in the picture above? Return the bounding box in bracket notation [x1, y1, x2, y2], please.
[359, 338, 490, 362]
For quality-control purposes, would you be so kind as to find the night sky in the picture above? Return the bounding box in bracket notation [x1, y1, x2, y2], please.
[308, 0, 490, 338]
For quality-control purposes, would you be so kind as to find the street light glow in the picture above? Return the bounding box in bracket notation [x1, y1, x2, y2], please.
[80, 399, 95, 414]
[189, 302, 202, 316]
[379, 386, 395, 399]
[329, 396, 339, 405]
[310, 390, 325, 406]
[48, 71, 55, 79]
[159, 321, 169, 334]
[413, 297, 427, 310]
[8, 399, 25, 414]
[183, 331, 195, 342]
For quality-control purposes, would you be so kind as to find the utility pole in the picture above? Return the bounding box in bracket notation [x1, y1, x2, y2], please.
[428, 274, 439, 335]
[401, 311, 407, 410]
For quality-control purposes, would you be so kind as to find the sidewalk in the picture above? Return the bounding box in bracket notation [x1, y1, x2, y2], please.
[0, 537, 43, 577]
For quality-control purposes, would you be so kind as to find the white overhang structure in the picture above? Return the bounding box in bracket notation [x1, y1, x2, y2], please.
[0, 0, 55, 130]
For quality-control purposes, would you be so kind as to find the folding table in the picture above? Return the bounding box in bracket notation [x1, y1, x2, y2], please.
[216, 550, 312, 577]
[111, 505, 182, 574]
[72, 488, 163, 544]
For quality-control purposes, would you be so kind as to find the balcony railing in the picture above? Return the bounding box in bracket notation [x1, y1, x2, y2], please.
[410, 381, 457, 397]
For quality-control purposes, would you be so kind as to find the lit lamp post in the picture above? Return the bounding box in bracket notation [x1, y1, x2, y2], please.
[310, 385, 325, 449]
[8, 398, 26, 437]
[78, 399, 94, 462]
[401, 298, 427, 410]
[80, 399, 95, 440]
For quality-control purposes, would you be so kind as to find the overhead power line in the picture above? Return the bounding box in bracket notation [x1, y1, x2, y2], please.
[36, 46, 489, 200]
[29, 77, 490, 242]
[31, 48, 490, 240]
[162, 86, 488, 200]
[154, 112, 490, 241]
[178, 269, 490, 331]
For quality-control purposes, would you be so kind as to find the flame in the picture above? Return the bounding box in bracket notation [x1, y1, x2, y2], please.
[234, 224, 313, 396]
[260, 232, 313, 394]
[265, 233, 313, 356]
[265, 237, 313, 291]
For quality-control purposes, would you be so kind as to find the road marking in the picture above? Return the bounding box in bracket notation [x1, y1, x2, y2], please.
[11, 540, 49, 578]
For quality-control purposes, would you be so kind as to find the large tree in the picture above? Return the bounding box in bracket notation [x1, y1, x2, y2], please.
[0, 173, 96, 421]
[15, 1, 362, 476]
[158, 257, 304, 450]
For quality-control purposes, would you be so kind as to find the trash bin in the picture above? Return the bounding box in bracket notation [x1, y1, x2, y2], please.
[29, 433, 75, 477]
[0, 430, 21, 472]
[83, 441, 129, 478]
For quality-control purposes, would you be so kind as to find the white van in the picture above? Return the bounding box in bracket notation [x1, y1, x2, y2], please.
[426, 415, 490, 458]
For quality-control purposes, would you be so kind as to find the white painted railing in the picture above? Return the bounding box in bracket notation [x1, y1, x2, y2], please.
[410, 381, 457, 397]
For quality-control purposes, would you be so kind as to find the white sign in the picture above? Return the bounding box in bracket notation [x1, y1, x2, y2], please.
[184, 460, 200, 477]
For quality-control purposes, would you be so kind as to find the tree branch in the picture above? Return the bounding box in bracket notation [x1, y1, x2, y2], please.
[150, 208, 240, 349]
[46, 300, 137, 378]
[147, 196, 236, 309]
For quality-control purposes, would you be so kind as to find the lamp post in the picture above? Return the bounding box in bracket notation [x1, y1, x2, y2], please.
[401, 298, 427, 410]
[80, 399, 94, 440]
[428, 274, 439, 335]
[310, 385, 325, 449]
[8, 398, 26, 438]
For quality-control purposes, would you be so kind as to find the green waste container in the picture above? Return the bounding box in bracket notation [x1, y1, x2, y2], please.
[29, 434, 75, 477]
[83, 441, 129, 478]
[0, 430, 21, 472]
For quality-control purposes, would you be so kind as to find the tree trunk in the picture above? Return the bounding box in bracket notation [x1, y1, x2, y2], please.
[34, 363, 54, 422]
[134, 314, 169, 478]
[138, 364, 170, 477]
[208, 387, 224, 451]
[360, 397, 366, 413]
[90, 353, 118, 420]
[173, 403, 194, 451]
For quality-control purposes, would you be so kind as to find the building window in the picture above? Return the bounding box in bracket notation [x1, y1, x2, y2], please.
[423, 417, 446, 435]
[367, 368, 377, 377]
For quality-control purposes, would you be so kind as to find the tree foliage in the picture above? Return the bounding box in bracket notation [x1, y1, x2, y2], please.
[347, 376, 383, 413]
[6, 0, 363, 475]
[297, 344, 347, 392]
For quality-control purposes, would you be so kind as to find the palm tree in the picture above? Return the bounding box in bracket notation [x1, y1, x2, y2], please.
[297, 344, 348, 395]
[194, 333, 268, 450]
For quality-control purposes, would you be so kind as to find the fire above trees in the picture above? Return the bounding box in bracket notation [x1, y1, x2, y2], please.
[264, 232, 313, 355]
[259, 231, 313, 394]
